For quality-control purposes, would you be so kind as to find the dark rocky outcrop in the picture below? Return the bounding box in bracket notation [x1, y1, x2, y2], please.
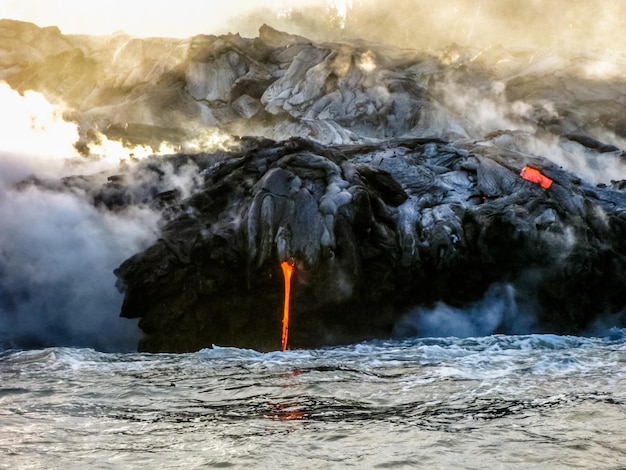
[3, 20, 626, 351]
[109, 136, 626, 352]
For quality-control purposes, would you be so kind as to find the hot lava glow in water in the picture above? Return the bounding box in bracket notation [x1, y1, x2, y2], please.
[280, 260, 294, 352]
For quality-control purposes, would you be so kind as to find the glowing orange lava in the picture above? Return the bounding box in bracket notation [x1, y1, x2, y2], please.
[280, 261, 294, 352]
[520, 166, 553, 189]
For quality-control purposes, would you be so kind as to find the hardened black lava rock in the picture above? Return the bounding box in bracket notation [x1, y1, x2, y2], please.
[113, 136, 626, 352]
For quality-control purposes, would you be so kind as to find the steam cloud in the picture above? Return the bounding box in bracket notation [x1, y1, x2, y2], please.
[233, 0, 626, 53]
[393, 283, 536, 339]
[0, 84, 161, 351]
[423, 78, 626, 185]
[5, 1, 626, 55]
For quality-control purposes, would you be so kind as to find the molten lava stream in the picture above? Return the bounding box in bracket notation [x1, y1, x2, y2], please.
[280, 261, 294, 352]
[520, 166, 553, 189]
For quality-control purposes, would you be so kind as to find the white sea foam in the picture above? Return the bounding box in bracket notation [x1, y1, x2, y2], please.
[2, 332, 624, 467]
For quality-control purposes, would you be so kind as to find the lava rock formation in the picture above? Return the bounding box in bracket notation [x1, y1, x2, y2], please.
[3, 20, 626, 351]
[111, 136, 626, 351]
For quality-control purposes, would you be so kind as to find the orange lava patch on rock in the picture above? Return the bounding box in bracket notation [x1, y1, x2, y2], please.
[520, 166, 553, 189]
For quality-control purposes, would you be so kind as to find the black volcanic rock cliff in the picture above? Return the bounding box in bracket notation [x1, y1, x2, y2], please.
[3, 20, 626, 351]
[107, 136, 626, 352]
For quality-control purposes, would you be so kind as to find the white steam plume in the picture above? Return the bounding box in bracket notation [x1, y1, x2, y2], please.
[0, 81, 242, 351]
[231, 0, 626, 54]
[0, 186, 158, 350]
[0, 83, 163, 351]
[393, 283, 536, 339]
[423, 75, 626, 185]
[0, 82, 177, 183]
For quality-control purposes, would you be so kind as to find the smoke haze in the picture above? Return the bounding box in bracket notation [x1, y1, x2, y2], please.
[2, 1, 625, 53]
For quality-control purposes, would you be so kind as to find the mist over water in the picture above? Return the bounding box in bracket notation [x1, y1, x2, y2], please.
[0, 85, 160, 351]
[0, 188, 152, 350]
[0, 83, 235, 350]
[394, 282, 537, 338]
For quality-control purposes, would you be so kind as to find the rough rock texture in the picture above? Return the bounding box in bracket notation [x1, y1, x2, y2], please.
[107, 136, 626, 352]
[2, 20, 626, 148]
[3, 20, 626, 351]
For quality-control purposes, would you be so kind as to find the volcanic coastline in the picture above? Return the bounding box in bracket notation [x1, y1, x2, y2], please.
[2, 19, 626, 351]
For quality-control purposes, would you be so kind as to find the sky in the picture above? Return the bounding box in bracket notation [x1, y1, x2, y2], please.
[0, 0, 331, 37]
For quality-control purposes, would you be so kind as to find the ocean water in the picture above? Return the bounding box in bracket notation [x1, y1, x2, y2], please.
[1, 331, 625, 469]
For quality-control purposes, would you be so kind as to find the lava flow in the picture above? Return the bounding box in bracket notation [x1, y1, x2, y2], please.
[280, 260, 294, 352]
[520, 166, 553, 189]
